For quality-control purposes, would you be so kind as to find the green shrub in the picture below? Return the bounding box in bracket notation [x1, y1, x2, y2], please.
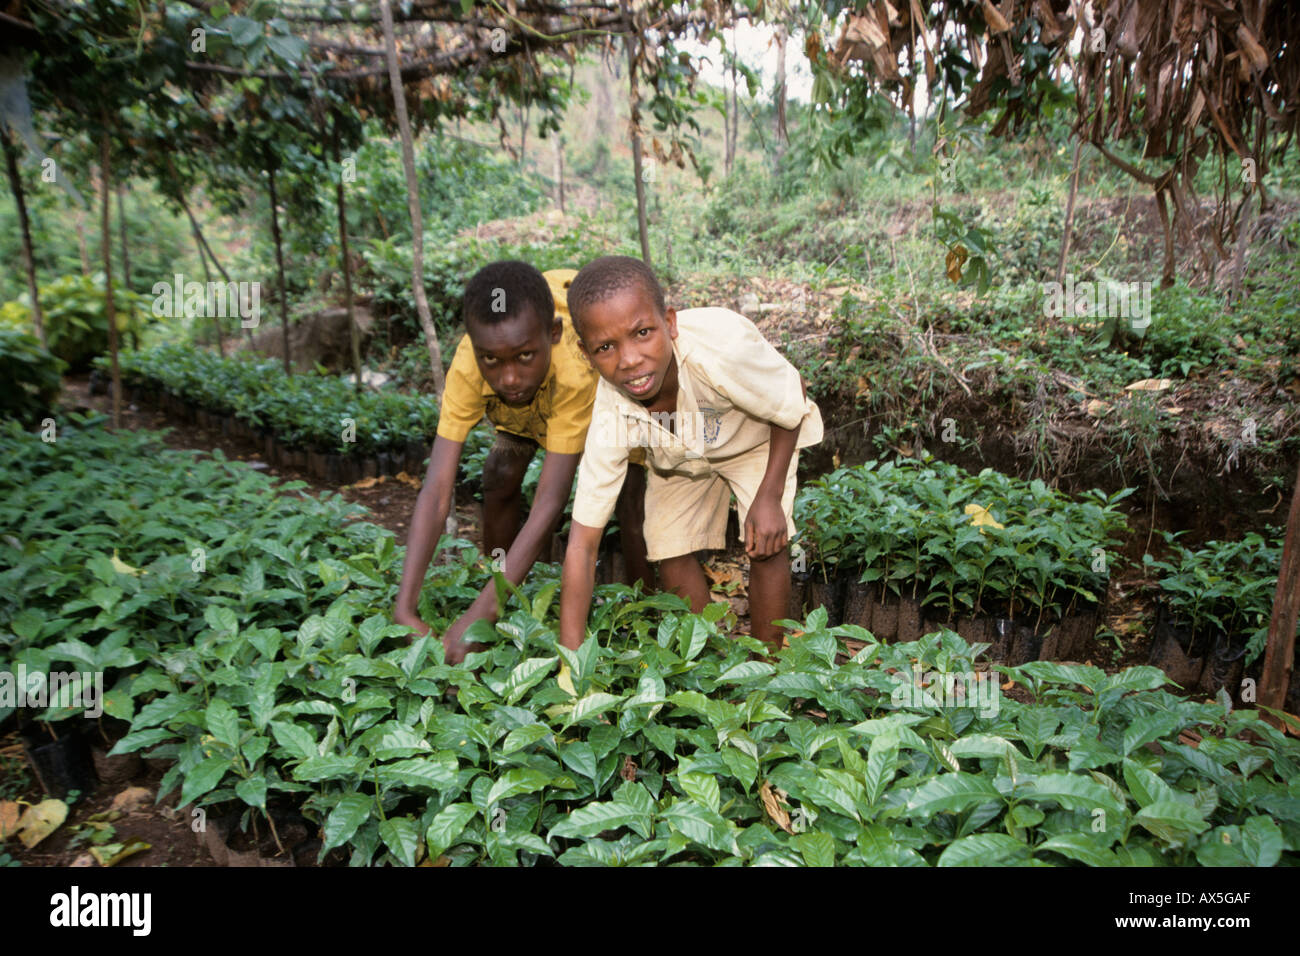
[795, 456, 1133, 625]
[1, 273, 150, 371]
[1144, 529, 1290, 665]
[101, 344, 439, 454]
[0, 329, 65, 424]
[5, 421, 1298, 867]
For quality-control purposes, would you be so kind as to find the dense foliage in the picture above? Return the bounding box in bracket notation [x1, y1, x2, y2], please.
[1, 274, 151, 371]
[1145, 530, 1290, 666]
[103, 344, 439, 454]
[3, 421, 1296, 867]
[794, 457, 1132, 625]
[0, 329, 65, 425]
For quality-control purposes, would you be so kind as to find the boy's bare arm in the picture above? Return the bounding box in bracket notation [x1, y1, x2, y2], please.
[559, 519, 603, 650]
[441, 450, 580, 656]
[746, 376, 807, 559]
[394, 436, 465, 633]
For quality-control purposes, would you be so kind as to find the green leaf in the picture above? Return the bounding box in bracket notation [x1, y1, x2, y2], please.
[426, 803, 478, 858]
[108, 727, 174, 756]
[905, 773, 1003, 817]
[1122, 713, 1183, 756]
[180, 755, 231, 805]
[564, 691, 623, 727]
[715, 661, 775, 683]
[486, 768, 553, 808]
[378, 816, 420, 867]
[270, 721, 317, 760]
[235, 775, 267, 810]
[794, 831, 836, 867]
[501, 724, 552, 755]
[322, 793, 374, 853]
[503, 656, 557, 704]
[206, 697, 240, 748]
[1133, 800, 1210, 845]
[678, 771, 721, 814]
[1241, 815, 1283, 867]
[292, 755, 365, 782]
[1024, 772, 1124, 818]
[375, 754, 458, 791]
[1037, 833, 1117, 867]
[864, 734, 899, 806]
[938, 832, 1029, 866]
[549, 801, 654, 841]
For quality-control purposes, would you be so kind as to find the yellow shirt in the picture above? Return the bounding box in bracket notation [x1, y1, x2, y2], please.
[571, 306, 824, 529]
[435, 269, 596, 455]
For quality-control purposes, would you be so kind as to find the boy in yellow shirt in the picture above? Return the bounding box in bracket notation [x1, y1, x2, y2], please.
[559, 256, 822, 651]
[394, 261, 648, 663]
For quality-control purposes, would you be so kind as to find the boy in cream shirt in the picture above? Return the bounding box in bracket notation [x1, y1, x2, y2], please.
[559, 256, 822, 650]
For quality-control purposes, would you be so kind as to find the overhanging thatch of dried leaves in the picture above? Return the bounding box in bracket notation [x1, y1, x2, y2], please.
[823, 0, 1298, 286]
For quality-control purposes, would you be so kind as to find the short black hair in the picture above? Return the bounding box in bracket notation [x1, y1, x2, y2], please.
[463, 260, 554, 333]
[566, 255, 665, 338]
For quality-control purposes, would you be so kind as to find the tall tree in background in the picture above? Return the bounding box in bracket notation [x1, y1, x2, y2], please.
[1, 127, 46, 347]
[773, 22, 789, 159]
[625, 17, 651, 265]
[380, 0, 445, 397]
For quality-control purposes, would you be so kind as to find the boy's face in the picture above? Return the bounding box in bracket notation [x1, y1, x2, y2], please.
[577, 285, 678, 404]
[467, 306, 561, 406]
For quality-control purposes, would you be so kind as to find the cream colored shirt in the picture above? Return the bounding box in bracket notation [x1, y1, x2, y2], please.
[571, 306, 823, 529]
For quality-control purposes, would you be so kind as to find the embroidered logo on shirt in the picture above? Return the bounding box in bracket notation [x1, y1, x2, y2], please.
[698, 406, 723, 445]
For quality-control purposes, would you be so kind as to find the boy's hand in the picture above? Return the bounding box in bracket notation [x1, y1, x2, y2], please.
[744, 492, 789, 560]
[442, 614, 486, 666]
[394, 607, 431, 645]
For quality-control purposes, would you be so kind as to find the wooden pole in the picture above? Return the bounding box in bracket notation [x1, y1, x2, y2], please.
[1258, 462, 1300, 731]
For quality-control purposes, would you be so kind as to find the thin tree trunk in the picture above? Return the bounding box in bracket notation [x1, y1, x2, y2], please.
[512, 104, 522, 171]
[553, 135, 566, 213]
[1259, 463, 1300, 730]
[1055, 137, 1084, 288]
[265, 153, 291, 376]
[187, 209, 225, 358]
[116, 183, 138, 350]
[773, 24, 789, 156]
[625, 26, 651, 266]
[333, 112, 363, 395]
[380, 0, 445, 396]
[98, 127, 121, 429]
[75, 207, 92, 276]
[2, 127, 46, 347]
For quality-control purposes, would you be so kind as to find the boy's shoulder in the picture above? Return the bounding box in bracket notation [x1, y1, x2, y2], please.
[674, 306, 781, 369]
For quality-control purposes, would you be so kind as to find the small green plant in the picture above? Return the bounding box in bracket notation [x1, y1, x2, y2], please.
[1144, 529, 1288, 665]
[795, 456, 1132, 626]
[1, 273, 150, 370]
[0, 329, 64, 425]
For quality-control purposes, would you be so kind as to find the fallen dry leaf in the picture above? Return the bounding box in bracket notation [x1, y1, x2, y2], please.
[90, 837, 151, 867]
[620, 756, 638, 782]
[0, 800, 21, 840]
[110, 786, 152, 815]
[1125, 378, 1173, 392]
[759, 781, 795, 835]
[394, 471, 422, 489]
[18, 798, 68, 849]
[349, 476, 384, 490]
